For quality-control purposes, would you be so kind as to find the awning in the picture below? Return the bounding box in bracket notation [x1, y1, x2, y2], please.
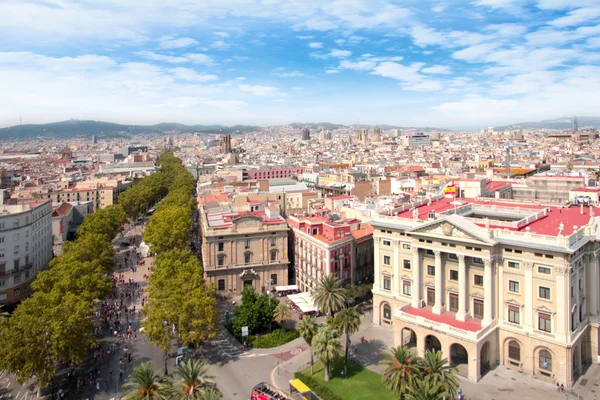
[289, 379, 311, 393]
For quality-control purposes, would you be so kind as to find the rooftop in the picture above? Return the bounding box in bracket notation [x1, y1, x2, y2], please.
[205, 210, 285, 228]
[402, 306, 482, 332]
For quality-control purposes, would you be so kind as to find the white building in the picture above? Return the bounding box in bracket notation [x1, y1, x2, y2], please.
[401, 134, 431, 147]
[0, 200, 53, 304]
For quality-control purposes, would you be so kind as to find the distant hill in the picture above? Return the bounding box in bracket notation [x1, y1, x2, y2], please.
[0, 120, 261, 140]
[495, 116, 600, 131]
[289, 122, 346, 130]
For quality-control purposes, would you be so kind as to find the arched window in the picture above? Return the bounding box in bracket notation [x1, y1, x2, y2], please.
[539, 349, 552, 371]
[508, 340, 521, 361]
[383, 303, 392, 321]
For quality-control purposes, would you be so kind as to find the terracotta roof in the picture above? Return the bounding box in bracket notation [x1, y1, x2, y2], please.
[52, 202, 73, 218]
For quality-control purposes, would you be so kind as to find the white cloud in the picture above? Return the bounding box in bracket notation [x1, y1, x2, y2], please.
[184, 53, 215, 65]
[238, 84, 281, 96]
[473, 0, 524, 10]
[158, 37, 198, 49]
[339, 60, 377, 71]
[452, 43, 500, 61]
[211, 40, 229, 49]
[309, 42, 323, 49]
[329, 49, 352, 57]
[325, 69, 340, 74]
[135, 51, 189, 63]
[169, 67, 218, 82]
[214, 31, 230, 38]
[370, 61, 441, 91]
[549, 7, 600, 27]
[422, 65, 452, 74]
[272, 69, 307, 77]
[335, 39, 346, 46]
[296, 35, 314, 40]
[411, 25, 447, 47]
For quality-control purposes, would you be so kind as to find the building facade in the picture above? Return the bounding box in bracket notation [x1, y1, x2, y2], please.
[245, 167, 304, 181]
[199, 205, 290, 293]
[0, 200, 53, 304]
[371, 196, 600, 387]
[288, 214, 374, 291]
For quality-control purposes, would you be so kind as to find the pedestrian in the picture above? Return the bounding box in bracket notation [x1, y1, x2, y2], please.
[128, 353, 132, 363]
[96, 381, 100, 391]
[556, 382, 560, 392]
[104, 379, 108, 391]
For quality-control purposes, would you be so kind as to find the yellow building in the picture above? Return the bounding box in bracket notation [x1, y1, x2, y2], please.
[371, 195, 600, 387]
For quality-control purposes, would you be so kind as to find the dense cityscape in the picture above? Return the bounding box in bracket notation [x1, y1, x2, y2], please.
[2, 0, 600, 399]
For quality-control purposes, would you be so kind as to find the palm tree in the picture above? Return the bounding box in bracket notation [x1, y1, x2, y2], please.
[173, 358, 215, 399]
[273, 303, 292, 334]
[122, 362, 172, 400]
[334, 308, 361, 377]
[405, 378, 448, 400]
[297, 315, 318, 375]
[311, 324, 342, 382]
[199, 388, 221, 400]
[312, 274, 346, 317]
[417, 350, 459, 398]
[380, 346, 420, 398]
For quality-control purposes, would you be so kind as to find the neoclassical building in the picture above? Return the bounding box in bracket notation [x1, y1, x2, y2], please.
[371, 195, 600, 386]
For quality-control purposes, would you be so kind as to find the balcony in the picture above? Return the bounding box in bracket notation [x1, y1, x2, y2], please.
[0, 263, 32, 278]
[395, 304, 496, 343]
[213, 259, 290, 270]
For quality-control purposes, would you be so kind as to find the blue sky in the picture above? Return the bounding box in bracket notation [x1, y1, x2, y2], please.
[0, 0, 599, 129]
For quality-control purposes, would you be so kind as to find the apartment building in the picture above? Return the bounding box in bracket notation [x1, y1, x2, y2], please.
[0, 199, 53, 304]
[199, 204, 290, 294]
[48, 178, 136, 211]
[371, 194, 600, 386]
[288, 214, 374, 291]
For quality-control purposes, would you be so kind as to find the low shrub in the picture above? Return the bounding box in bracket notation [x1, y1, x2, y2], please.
[253, 330, 299, 348]
[293, 372, 343, 400]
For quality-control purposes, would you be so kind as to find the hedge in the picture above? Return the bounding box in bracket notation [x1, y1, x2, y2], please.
[225, 323, 299, 348]
[293, 372, 343, 400]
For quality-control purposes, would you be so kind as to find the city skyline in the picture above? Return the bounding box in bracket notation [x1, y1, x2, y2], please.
[1, 0, 599, 129]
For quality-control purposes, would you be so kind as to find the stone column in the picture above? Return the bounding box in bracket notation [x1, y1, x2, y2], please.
[524, 261, 533, 329]
[456, 254, 468, 321]
[556, 265, 567, 337]
[393, 241, 400, 294]
[592, 253, 599, 318]
[374, 237, 381, 290]
[433, 250, 444, 315]
[483, 257, 494, 325]
[411, 247, 421, 308]
[497, 256, 504, 323]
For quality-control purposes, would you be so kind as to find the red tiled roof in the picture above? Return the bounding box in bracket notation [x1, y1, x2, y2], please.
[573, 187, 600, 193]
[403, 306, 482, 332]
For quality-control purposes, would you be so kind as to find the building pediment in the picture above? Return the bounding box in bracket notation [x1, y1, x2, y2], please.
[408, 215, 496, 246]
[232, 213, 263, 229]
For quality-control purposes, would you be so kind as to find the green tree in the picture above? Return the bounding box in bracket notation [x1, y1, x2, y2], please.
[143, 206, 192, 254]
[380, 346, 420, 398]
[273, 303, 292, 334]
[417, 350, 459, 398]
[230, 287, 276, 336]
[199, 388, 221, 400]
[405, 378, 448, 400]
[311, 325, 342, 382]
[313, 274, 346, 317]
[76, 205, 127, 240]
[334, 308, 361, 377]
[297, 315, 318, 375]
[122, 362, 172, 400]
[173, 358, 215, 399]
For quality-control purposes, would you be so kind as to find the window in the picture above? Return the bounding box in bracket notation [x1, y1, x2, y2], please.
[508, 305, 520, 324]
[571, 286, 574, 298]
[13, 275, 20, 284]
[514, 249, 522, 254]
[0, 293, 5, 300]
[539, 350, 552, 371]
[218, 279, 225, 291]
[13, 288, 20, 297]
[403, 260, 411, 270]
[506, 248, 513, 253]
[270, 250, 277, 261]
[538, 266, 551, 275]
[271, 274, 277, 285]
[402, 281, 411, 296]
[426, 249, 434, 255]
[449, 293, 459, 312]
[0, 237, 3, 243]
[539, 286, 551, 300]
[402, 243, 411, 250]
[473, 257, 483, 264]
[217, 255, 225, 266]
[383, 240, 391, 246]
[245, 239, 250, 249]
[218, 242, 224, 252]
[0, 280, 4, 287]
[427, 288, 435, 306]
[448, 253, 458, 260]
[474, 275, 483, 286]
[449, 270, 458, 281]
[535, 252, 543, 257]
[473, 299, 484, 319]
[508, 261, 520, 269]
[545, 254, 554, 259]
[383, 276, 391, 291]
[244, 253, 251, 264]
[538, 313, 551, 333]
[383, 303, 392, 321]
[13, 246, 19, 255]
[271, 237, 276, 246]
[509, 280, 520, 293]
[508, 341, 521, 361]
[383, 255, 391, 265]
[579, 279, 583, 290]
[427, 265, 435, 276]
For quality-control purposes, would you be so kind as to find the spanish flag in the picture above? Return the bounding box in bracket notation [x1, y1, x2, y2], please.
[443, 184, 456, 194]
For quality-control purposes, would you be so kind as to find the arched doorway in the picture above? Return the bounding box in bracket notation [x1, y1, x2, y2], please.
[507, 340, 521, 366]
[480, 341, 491, 376]
[536, 348, 553, 378]
[425, 335, 441, 353]
[381, 302, 392, 325]
[450, 343, 469, 377]
[401, 328, 417, 349]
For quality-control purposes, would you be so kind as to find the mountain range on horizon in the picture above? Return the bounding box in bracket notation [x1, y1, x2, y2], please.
[0, 117, 598, 141]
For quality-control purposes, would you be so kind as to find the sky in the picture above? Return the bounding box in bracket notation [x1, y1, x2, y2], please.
[0, 0, 599, 130]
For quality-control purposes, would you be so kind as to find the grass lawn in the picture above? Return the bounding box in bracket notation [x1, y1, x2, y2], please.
[302, 359, 396, 400]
